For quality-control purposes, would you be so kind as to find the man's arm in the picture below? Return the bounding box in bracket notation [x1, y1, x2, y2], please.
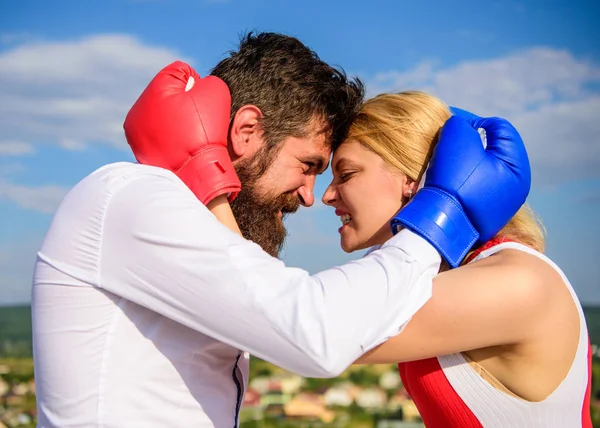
[99, 172, 440, 378]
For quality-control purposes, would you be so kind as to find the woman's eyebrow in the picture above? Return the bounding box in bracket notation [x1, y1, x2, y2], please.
[333, 158, 357, 172]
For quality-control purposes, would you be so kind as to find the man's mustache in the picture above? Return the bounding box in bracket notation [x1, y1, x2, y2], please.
[277, 193, 300, 216]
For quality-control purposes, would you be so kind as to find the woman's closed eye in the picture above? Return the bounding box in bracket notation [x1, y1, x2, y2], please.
[338, 171, 356, 182]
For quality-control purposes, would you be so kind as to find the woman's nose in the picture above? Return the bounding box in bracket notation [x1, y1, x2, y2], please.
[321, 184, 337, 206]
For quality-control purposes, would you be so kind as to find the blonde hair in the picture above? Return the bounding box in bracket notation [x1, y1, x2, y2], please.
[346, 91, 546, 255]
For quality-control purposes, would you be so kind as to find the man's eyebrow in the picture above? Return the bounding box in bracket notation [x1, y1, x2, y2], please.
[304, 156, 330, 174]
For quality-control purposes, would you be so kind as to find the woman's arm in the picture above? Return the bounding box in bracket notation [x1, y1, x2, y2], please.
[205, 196, 554, 366]
[356, 249, 557, 364]
[206, 194, 242, 236]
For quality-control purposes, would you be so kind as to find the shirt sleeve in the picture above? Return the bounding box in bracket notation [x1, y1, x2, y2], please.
[99, 173, 440, 378]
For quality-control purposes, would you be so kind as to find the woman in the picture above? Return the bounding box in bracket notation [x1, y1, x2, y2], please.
[320, 91, 592, 427]
[209, 91, 593, 426]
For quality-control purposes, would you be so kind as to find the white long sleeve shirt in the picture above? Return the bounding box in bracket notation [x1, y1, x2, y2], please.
[32, 162, 440, 428]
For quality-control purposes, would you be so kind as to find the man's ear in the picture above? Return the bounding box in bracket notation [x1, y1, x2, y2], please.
[229, 105, 263, 160]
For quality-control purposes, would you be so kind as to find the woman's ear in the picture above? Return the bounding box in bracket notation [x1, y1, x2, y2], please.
[403, 177, 419, 200]
[229, 104, 263, 159]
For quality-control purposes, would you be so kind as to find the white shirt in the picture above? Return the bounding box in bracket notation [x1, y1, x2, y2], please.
[32, 162, 440, 428]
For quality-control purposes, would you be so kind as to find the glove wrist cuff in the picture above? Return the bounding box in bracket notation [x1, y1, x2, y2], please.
[176, 145, 241, 205]
[390, 188, 479, 268]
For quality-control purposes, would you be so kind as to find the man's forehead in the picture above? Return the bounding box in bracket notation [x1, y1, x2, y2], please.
[308, 129, 332, 157]
[285, 136, 330, 171]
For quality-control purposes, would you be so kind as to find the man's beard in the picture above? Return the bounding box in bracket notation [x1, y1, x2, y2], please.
[230, 151, 300, 258]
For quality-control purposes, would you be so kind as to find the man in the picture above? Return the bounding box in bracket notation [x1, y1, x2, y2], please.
[32, 32, 531, 427]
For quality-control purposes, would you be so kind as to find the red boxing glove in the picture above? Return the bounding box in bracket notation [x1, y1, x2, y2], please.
[124, 61, 241, 204]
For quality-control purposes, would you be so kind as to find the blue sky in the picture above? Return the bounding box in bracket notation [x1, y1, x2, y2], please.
[0, 0, 599, 305]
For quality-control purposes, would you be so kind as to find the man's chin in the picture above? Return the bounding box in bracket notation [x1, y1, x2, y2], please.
[237, 213, 288, 258]
[228, 177, 296, 258]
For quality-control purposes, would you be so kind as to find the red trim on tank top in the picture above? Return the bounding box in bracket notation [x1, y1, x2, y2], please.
[398, 237, 593, 426]
[396, 238, 513, 427]
[464, 236, 513, 264]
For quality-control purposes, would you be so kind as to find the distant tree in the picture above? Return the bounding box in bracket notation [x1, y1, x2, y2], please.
[348, 366, 380, 387]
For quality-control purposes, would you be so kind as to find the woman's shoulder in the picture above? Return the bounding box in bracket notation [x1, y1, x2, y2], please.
[489, 244, 564, 281]
[482, 245, 575, 310]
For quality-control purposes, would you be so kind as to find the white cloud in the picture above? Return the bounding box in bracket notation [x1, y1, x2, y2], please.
[0, 141, 34, 156]
[511, 97, 600, 181]
[0, 32, 35, 46]
[0, 34, 191, 152]
[0, 180, 69, 213]
[1, 35, 597, 185]
[0, 161, 26, 177]
[364, 47, 600, 182]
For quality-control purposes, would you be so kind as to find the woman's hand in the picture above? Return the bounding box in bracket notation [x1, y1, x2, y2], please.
[206, 195, 242, 236]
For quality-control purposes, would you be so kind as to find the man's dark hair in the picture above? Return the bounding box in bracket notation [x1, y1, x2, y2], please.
[210, 31, 365, 158]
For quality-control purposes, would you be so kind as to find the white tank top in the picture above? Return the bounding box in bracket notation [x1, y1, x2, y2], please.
[437, 242, 592, 427]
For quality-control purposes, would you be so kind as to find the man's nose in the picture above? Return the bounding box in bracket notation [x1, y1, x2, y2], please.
[297, 175, 316, 207]
[297, 186, 314, 207]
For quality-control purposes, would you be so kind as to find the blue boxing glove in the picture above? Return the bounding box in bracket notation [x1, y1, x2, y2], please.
[390, 108, 531, 268]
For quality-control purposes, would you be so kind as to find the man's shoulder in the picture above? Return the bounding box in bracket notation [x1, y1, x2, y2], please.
[57, 162, 195, 216]
[86, 161, 177, 184]
[74, 162, 187, 196]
